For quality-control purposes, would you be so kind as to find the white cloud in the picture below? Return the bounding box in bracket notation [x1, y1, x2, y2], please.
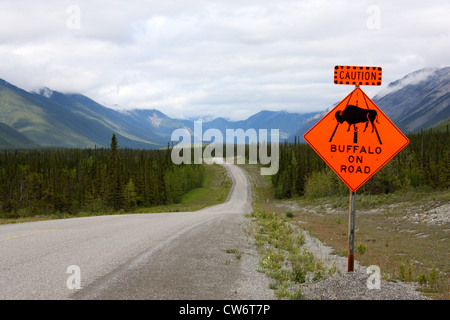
[374, 67, 438, 98]
[0, 0, 449, 120]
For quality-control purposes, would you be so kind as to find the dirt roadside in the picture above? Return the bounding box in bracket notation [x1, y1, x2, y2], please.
[269, 197, 448, 300]
[240, 164, 448, 300]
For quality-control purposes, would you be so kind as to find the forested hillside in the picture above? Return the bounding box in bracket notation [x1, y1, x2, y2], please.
[1, 124, 447, 219]
[0, 135, 204, 218]
[274, 127, 449, 198]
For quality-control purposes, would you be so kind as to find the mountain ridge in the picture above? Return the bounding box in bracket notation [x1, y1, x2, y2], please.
[373, 66, 450, 133]
[0, 82, 165, 148]
[1, 66, 449, 148]
[0, 122, 36, 147]
[288, 66, 450, 141]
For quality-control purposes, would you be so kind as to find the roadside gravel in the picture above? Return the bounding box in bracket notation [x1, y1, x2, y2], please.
[298, 271, 430, 300]
[292, 226, 431, 300]
[243, 214, 430, 300]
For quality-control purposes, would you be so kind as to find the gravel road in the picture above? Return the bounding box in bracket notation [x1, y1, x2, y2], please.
[0, 163, 275, 300]
[0, 162, 431, 300]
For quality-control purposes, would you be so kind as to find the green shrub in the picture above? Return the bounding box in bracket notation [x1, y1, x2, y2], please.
[284, 211, 294, 218]
[304, 169, 347, 198]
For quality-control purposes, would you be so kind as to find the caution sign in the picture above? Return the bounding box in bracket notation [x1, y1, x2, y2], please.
[334, 66, 382, 86]
[303, 87, 409, 191]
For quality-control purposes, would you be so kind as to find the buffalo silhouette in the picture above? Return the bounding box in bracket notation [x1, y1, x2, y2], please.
[335, 105, 379, 133]
[329, 104, 382, 144]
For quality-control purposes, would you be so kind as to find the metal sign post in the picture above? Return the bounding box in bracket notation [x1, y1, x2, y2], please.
[347, 84, 358, 272]
[348, 190, 356, 272]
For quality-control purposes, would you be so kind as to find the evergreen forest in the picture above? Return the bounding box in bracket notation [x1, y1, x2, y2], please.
[273, 128, 449, 198]
[0, 128, 448, 219]
[0, 134, 204, 218]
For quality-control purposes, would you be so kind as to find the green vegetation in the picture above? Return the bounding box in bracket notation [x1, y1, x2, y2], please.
[286, 189, 450, 300]
[226, 248, 242, 261]
[246, 169, 449, 300]
[0, 135, 208, 221]
[248, 210, 327, 300]
[132, 161, 232, 214]
[274, 129, 449, 198]
[241, 124, 449, 300]
[432, 120, 449, 132]
[241, 164, 329, 299]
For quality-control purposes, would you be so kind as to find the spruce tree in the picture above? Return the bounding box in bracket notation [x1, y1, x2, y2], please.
[107, 133, 125, 211]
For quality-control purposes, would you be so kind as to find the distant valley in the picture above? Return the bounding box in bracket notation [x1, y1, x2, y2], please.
[0, 66, 449, 149]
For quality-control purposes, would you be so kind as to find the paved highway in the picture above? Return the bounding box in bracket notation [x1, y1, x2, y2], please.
[0, 164, 273, 300]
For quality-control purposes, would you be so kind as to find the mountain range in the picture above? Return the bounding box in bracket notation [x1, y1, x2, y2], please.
[0, 67, 449, 149]
[288, 66, 450, 141]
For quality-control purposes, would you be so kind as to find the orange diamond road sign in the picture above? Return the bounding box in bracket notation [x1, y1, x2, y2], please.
[334, 66, 382, 86]
[303, 86, 409, 192]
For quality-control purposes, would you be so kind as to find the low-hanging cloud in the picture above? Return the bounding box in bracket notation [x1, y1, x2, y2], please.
[0, 0, 449, 120]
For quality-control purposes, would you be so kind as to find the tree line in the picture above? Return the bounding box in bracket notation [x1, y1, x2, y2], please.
[273, 128, 449, 198]
[1, 128, 447, 218]
[0, 134, 204, 218]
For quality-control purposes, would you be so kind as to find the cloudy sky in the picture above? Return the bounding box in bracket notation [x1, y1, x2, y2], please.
[0, 0, 449, 120]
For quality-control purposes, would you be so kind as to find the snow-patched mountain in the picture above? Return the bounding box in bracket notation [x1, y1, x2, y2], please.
[0, 66, 448, 148]
[288, 66, 450, 141]
[372, 67, 450, 133]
